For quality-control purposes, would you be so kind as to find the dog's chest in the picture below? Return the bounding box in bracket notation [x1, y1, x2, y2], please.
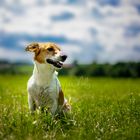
[27, 68, 61, 108]
[30, 84, 57, 107]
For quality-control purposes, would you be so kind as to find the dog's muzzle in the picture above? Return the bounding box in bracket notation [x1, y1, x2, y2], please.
[46, 59, 63, 68]
[46, 55, 67, 68]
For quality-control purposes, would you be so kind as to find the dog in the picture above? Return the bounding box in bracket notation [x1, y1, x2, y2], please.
[25, 42, 71, 115]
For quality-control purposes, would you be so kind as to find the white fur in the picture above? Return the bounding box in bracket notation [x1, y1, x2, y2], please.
[27, 61, 61, 115]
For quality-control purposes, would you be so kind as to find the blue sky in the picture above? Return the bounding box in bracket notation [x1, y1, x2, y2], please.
[0, 0, 140, 64]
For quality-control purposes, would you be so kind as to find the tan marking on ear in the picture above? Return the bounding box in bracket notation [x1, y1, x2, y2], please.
[25, 43, 39, 52]
[58, 89, 64, 105]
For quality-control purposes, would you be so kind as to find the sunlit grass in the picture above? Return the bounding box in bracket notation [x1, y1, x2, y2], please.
[0, 75, 140, 140]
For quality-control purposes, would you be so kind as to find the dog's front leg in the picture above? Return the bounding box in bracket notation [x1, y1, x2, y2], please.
[28, 94, 36, 114]
[50, 100, 58, 115]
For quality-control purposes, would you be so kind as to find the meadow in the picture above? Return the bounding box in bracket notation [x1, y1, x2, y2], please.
[0, 75, 140, 140]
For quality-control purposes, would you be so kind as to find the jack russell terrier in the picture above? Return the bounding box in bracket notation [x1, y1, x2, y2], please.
[25, 42, 71, 115]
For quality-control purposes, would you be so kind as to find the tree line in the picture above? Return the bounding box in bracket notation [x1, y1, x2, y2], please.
[0, 60, 140, 77]
[60, 62, 140, 78]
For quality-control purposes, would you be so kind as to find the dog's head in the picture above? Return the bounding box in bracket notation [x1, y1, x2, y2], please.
[25, 42, 67, 68]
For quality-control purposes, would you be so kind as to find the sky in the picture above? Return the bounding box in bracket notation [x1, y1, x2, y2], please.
[0, 0, 140, 64]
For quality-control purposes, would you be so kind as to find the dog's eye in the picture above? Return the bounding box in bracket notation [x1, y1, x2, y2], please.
[47, 47, 54, 51]
[32, 46, 36, 49]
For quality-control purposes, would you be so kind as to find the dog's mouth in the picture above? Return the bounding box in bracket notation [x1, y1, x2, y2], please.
[46, 59, 63, 68]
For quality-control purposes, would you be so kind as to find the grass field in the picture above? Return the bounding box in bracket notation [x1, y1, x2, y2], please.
[0, 75, 140, 140]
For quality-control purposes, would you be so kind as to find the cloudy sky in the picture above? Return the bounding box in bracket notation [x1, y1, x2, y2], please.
[0, 0, 140, 64]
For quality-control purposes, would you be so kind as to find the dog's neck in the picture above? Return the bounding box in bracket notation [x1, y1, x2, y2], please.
[33, 61, 55, 87]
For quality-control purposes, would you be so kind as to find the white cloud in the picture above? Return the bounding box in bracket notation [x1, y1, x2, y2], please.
[0, 0, 140, 63]
[121, 0, 140, 6]
[0, 47, 32, 62]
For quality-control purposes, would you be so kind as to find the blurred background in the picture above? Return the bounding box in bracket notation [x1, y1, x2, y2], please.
[0, 0, 140, 77]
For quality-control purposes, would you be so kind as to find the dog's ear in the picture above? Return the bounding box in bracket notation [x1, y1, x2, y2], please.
[25, 43, 39, 53]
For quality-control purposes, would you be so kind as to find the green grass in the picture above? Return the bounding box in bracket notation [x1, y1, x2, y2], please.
[15, 65, 33, 74]
[0, 75, 140, 140]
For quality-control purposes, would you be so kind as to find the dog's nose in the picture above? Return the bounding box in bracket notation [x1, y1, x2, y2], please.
[61, 55, 67, 62]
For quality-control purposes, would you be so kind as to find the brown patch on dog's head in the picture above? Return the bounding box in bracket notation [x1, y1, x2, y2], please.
[25, 42, 61, 64]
